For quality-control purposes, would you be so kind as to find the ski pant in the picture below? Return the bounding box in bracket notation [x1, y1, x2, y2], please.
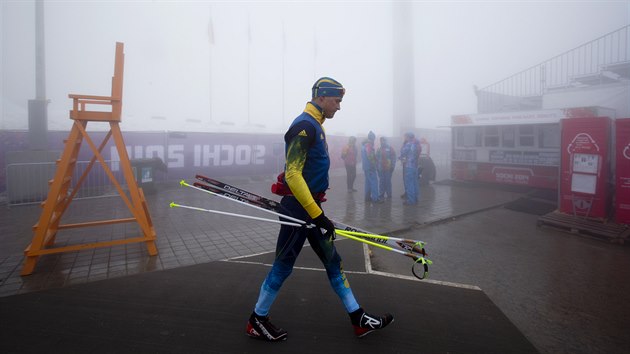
[378, 169, 393, 199]
[345, 164, 356, 190]
[403, 166, 419, 204]
[364, 169, 379, 202]
[254, 196, 359, 316]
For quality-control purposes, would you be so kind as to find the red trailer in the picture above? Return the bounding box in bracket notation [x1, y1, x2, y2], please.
[450, 106, 615, 189]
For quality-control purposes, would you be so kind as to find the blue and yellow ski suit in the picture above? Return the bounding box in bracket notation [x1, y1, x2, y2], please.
[254, 102, 359, 317]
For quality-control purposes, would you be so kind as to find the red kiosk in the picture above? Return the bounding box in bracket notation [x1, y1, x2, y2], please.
[615, 118, 630, 224]
[538, 115, 629, 242]
[558, 117, 612, 219]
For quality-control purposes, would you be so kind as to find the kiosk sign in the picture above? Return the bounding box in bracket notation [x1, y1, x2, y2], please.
[559, 117, 611, 218]
[615, 118, 630, 224]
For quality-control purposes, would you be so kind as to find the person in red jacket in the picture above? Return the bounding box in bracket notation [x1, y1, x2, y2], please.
[341, 136, 358, 192]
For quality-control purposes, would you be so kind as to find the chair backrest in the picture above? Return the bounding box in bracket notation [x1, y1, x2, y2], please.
[111, 42, 124, 118]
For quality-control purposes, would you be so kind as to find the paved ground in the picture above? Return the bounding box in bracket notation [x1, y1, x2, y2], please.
[1, 167, 629, 353]
[372, 208, 630, 354]
[0, 168, 524, 296]
[0, 242, 538, 354]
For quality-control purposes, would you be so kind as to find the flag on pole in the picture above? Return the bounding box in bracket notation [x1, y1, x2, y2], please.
[247, 13, 252, 44]
[207, 10, 214, 44]
[313, 28, 318, 59]
[282, 21, 286, 53]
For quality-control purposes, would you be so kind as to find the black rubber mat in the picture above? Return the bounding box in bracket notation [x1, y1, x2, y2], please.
[505, 197, 557, 216]
[0, 240, 538, 354]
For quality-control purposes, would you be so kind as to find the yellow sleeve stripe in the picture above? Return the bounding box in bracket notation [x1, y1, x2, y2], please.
[285, 138, 322, 219]
[285, 167, 322, 219]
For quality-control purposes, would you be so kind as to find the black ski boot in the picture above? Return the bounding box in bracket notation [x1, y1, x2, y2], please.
[350, 308, 394, 338]
[246, 312, 288, 342]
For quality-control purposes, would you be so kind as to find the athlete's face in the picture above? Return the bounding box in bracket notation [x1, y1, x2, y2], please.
[319, 96, 342, 119]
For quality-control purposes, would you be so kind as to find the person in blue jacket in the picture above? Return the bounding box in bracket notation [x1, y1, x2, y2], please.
[246, 77, 393, 342]
[376, 136, 396, 200]
[361, 131, 380, 203]
[399, 132, 421, 205]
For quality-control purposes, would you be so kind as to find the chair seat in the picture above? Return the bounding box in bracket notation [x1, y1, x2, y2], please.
[69, 110, 119, 122]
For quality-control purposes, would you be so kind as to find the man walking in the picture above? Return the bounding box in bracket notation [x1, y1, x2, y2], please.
[246, 77, 393, 341]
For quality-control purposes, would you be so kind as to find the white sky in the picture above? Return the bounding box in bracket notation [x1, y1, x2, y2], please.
[1, 0, 629, 136]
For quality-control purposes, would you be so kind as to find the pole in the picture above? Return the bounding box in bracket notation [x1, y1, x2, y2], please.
[29, 0, 48, 150]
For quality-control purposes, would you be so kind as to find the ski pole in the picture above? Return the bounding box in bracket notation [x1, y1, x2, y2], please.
[182, 179, 331, 233]
[335, 229, 432, 279]
[333, 229, 426, 255]
[182, 176, 433, 279]
[193, 176, 428, 250]
[179, 180, 309, 227]
[169, 202, 305, 227]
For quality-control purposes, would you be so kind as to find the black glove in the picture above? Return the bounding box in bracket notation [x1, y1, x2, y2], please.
[313, 212, 336, 240]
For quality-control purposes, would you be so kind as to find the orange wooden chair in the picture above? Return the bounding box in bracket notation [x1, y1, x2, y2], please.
[22, 42, 158, 276]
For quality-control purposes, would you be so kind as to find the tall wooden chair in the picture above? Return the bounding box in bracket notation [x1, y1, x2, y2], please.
[22, 42, 158, 276]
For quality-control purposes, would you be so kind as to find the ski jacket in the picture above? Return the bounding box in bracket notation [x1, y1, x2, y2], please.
[283, 102, 329, 219]
[361, 140, 377, 172]
[341, 144, 357, 166]
[400, 138, 421, 169]
[376, 144, 396, 172]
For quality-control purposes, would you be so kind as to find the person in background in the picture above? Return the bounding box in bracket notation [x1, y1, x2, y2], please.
[399, 132, 421, 205]
[246, 77, 393, 342]
[341, 136, 358, 192]
[361, 131, 380, 203]
[376, 136, 396, 200]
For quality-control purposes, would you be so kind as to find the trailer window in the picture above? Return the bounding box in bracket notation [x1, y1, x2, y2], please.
[502, 126, 515, 148]
[539, 124, 560, 148]
[484, 126, 499, 147]
[518, 125, 535, 147]
[457, 127, 482, 147]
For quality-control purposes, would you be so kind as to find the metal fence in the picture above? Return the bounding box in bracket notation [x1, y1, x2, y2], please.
[477, 25, 630, 113]
[6, 160, 124, 207]
[431, 151, 452, 182]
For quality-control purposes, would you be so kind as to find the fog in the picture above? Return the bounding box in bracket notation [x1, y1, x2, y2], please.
[1, 1, 628, 137]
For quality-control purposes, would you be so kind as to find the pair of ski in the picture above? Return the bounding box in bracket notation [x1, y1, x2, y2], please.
[170, 174, 432, 280]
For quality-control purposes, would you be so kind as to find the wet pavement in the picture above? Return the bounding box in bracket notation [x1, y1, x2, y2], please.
[1, 167, 629, 354]
[373, 208, 630, 354]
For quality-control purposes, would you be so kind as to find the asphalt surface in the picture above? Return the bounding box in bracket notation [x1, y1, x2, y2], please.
[0, 240, 538, 354]
[371, 206, 630, 354]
